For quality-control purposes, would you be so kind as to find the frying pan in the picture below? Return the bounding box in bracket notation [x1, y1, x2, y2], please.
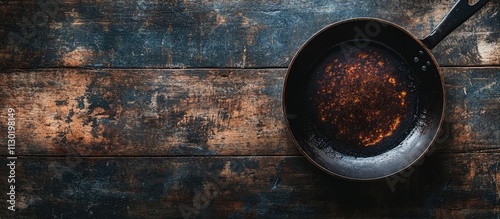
[283, 0, 490, 180]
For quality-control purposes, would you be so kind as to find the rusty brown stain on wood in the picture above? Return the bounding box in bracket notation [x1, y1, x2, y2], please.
[0, 69, 294, 156]
[62, 46, 95, 66]
[496, 164, 500, 199]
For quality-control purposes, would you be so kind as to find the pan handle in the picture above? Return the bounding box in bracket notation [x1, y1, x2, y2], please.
[421, 0, 489, 50]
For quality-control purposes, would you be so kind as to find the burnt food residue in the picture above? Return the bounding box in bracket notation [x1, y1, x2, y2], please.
[306, 42, 418, 155]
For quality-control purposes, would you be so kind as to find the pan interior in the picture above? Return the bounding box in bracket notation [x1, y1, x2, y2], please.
[304, 41, 419, 157]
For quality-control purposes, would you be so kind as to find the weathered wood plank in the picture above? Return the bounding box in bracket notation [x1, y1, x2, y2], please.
[0, 69, 295, 156]
[441, 67, 500, 153]
[0, 0, 498, 68]
[0, 155, 499, 218]
[0, 68, 498, 156]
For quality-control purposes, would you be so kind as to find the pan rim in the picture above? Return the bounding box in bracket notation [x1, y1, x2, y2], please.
[282, 17, 446, 181]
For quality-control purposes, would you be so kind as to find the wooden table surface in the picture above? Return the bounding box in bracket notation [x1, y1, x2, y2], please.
[1, 0, 499, 218]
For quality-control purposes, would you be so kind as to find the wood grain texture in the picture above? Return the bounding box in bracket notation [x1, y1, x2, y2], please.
[0, 1, 498, 217]
[442, 67, 500, 153]
[0, 68, 294, 156]
[0, 67, 498, 156]
[0, 154, 499, 218]
[0, 0, 498, 69]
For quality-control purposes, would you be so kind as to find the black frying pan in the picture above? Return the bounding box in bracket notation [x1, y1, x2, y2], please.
[283, 0, 490, 180]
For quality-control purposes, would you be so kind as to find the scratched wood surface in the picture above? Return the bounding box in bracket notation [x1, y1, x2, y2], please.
[0, 0, 498, 68]
[0, 0, 499, 218]
[1, 154, 500, 218]
[0, 68, 498, 156]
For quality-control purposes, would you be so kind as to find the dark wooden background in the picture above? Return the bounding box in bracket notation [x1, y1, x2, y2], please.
[1, 0, 499, 218]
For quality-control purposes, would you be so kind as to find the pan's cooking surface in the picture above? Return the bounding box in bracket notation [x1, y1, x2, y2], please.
[305, 42, 419, 156]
